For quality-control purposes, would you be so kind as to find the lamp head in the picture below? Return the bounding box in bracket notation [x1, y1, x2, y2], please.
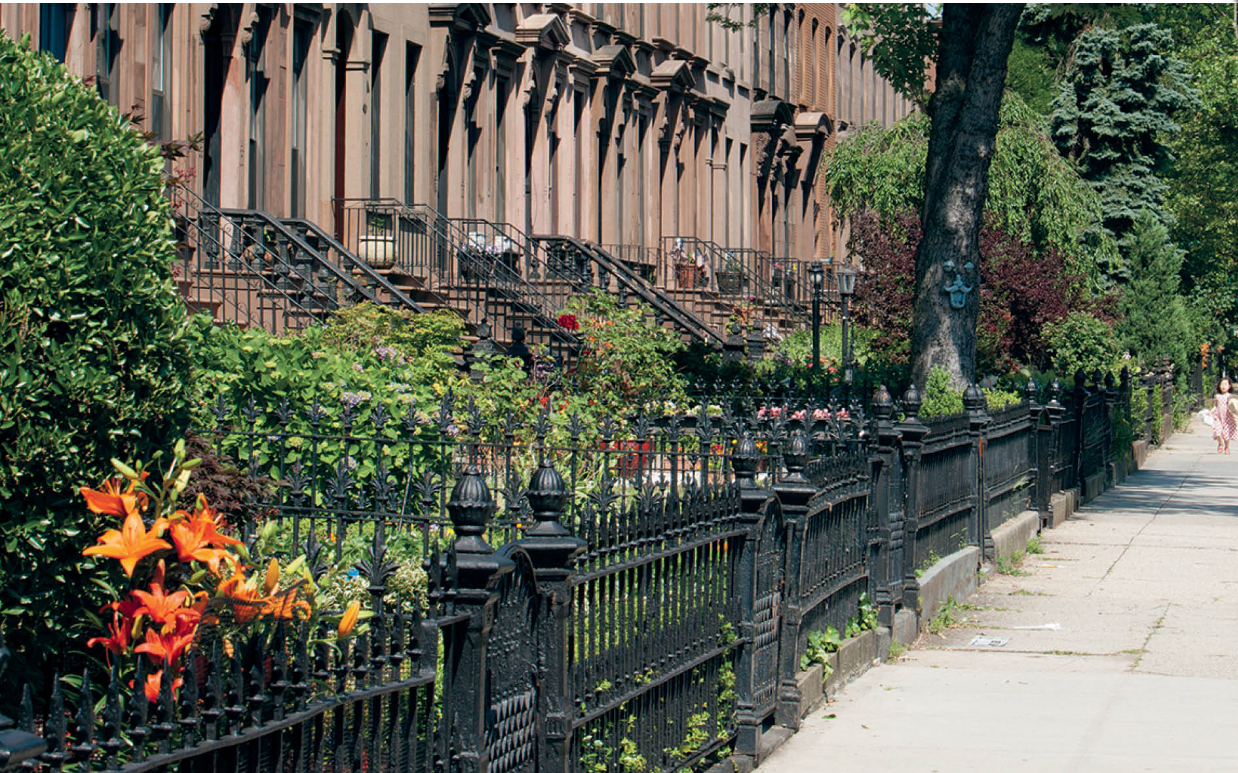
[836, 266, 857, 297]
[808, 262, 824, 289]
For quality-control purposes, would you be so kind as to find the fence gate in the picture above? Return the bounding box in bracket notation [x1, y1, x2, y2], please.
[485, 549, 540, 773]
[751, 505, 784, 723]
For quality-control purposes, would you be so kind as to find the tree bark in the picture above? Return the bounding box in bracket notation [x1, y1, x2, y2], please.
[909, 4, 1023, 389]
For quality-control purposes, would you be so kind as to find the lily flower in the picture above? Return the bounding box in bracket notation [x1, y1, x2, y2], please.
[83, 511, 172, 577]
[80, 478, 140, 519]
[134, 624, 196, 667]
[141, 669, 185, 703]
[131, 561, 196, 633]
[338, 600, 361, 638]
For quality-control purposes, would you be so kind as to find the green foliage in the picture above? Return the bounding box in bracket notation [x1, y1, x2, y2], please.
[323, 303, 466, 361]
[985, 388, 1024, 412]
[801, 626, 841, 682]
[1117, 213, 1195, 371]
[920, 366, 965, 419]
[564, 291, 687, 413]
[840, 3, 939, 107]
[0, 35, 194, 691]
[1051, 23, 1199, 279]
[927, 597, 963, 635]
[822, 94, 1118, 281]
[1042, 312, 1123, 379]
[1165, 32, 1238, 327]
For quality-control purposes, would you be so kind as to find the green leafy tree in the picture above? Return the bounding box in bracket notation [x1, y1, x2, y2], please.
[823, 92, 1118, 283]
[845, 3, 1026, 388]
[1050, 23, 1199, 278]
[0, 35, 194, 696]
[1117, 212, 1195, 370]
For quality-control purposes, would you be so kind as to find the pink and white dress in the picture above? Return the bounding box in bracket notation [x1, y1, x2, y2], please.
[1214, 394, 1238, 442]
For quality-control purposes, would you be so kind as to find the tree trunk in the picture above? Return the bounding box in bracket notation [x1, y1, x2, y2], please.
[909, 4, 1024, 389]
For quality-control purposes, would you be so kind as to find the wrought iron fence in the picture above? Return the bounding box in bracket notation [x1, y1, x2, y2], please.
[2, 370, 1183, 773]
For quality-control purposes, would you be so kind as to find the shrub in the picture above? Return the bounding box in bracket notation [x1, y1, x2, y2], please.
[1042, 312, 1122, 379]
[985, 388, 1024, 411]
[0, 35, 193, 695]
[563, 291, 688, 412]
[322, 303, 466, 361]
[920, 366, 965, 419]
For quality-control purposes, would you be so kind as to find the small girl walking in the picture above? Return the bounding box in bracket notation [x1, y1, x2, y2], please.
[1214, 378, 1238, 453]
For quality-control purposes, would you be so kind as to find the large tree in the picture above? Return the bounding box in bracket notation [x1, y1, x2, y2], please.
[913, 6, 1025, 387]
[847, 5, 1024, 387]
[1050, 23, 1198, 278]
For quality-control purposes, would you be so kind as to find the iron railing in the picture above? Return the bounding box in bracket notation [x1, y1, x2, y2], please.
[175, 189, 391, 334]
[4, 369, 1187, 773]
[536, 237, 724, 346]
[336, 200, 579, 366]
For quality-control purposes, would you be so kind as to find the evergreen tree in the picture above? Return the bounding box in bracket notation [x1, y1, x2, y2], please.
[1117, 212, 1194, 369]
[1050, 23, 1198, 279]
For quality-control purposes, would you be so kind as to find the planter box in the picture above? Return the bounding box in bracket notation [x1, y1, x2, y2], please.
[716, 270, 746, 296]
[357, 235, 396, 269]
[675, 264, 699, 289]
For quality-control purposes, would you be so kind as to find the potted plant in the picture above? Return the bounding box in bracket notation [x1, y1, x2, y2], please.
[357, 211, 396, 269]
[673, 248, 699, 289]
[716, 253, 746, 296]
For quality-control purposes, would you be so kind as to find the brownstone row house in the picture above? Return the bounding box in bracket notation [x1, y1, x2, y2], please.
[3, 3, 910, 351]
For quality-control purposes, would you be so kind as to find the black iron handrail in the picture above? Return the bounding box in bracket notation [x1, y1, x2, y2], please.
[336, 198, 579, 364]
[175, 189, 346, 333]
[280, 216, 428, 314]
[535, 236, 725, 347]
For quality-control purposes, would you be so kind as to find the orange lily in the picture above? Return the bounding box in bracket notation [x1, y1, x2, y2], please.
[87, 609, 134, 658]
[141, 669, 185, 703]
[338, 600, 361, 638]
[218, 570, 266, 624]
[83, 511, 172, 577]
[131, 561, 196, 633]
[134, 624, 196, 666]
[264, 586, 310, 620]
[169, 517, 232, 572]
[80, 477, 140, 519]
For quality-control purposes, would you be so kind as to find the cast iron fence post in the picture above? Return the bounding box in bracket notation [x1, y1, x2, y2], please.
[732, 430, 778, 759]
[964, 385, 991, 559]
[0, 636, 45, 771]
[1102, 372, 1117, 487]
[897, 386, 927, 617]
[443, 464, 514, 773]
[519, 458, 586, 773]
[1025, 380, 1048, 520]
[1073, 369, 1090, 483]
[1141, 370, 1157, 443]
[868, 386, 900, 626]
[772, 428, 814, 730]
[1119, 367, 1132, 430]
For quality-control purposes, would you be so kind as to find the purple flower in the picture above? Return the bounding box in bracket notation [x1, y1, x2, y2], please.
[352, 362, 365, 373]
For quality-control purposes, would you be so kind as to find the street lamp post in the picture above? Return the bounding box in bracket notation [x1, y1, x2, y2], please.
[809, 263, 824, 371]
[836, 267, 857, 384]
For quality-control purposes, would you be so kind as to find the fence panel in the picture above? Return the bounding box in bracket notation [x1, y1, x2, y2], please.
[983, 403, 1035, 531]
[914, 413, 976, 570]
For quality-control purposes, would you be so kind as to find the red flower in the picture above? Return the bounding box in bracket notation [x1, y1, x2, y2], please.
[557, 314, 579, 331]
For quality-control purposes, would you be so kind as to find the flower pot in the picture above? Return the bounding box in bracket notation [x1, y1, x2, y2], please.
[675, 264, 698, 289]
[357, 235, 396, 269]
[716, 270, 745, 296]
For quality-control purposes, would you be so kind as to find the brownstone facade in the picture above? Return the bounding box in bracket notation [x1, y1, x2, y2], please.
[1, 3, 906, 277]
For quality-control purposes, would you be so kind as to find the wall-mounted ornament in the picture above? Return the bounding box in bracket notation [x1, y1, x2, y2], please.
[942, 260, 974, 309]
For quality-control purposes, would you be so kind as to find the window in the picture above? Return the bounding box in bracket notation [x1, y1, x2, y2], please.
[404, 43, 420, 204]
[39, 4, 69, 62]
[370, 31, 387, 200]
[291, 19, 312, 217]
[150, 5, 171, 141]
[95, 3, 118, 105]
[246, 7, 271, 210]
[495, 74, 509, 224]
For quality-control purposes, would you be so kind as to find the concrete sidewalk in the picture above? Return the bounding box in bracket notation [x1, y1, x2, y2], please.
[763, 419, 1238, 773]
